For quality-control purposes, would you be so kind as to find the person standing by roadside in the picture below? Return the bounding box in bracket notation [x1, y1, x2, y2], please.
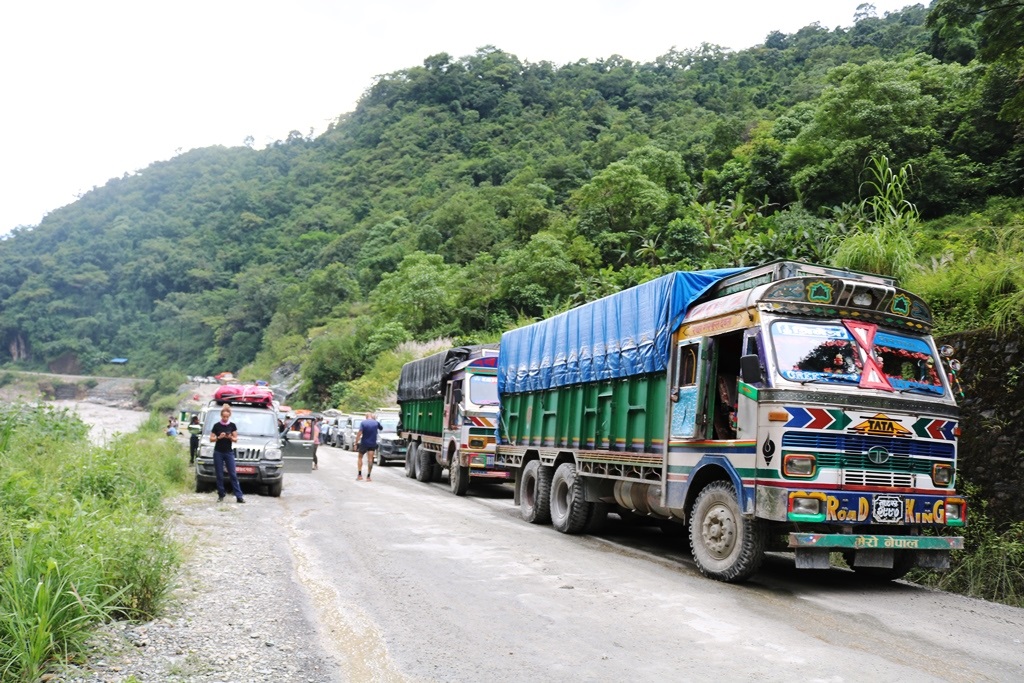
[188, 414, 201, 464]
[355, 412, 383, 481]
[210, 405, 245, 503]
[311, 417, 320, 470]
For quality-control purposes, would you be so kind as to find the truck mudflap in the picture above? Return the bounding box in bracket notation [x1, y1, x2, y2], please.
[789, 533, 963, 570]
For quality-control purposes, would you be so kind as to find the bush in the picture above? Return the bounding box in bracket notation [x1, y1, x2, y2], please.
[0, 404, 183, 680]
[910, 481, 1024, 606]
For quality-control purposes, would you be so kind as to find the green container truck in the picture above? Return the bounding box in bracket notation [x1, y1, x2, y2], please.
[398, 345, 507, 496]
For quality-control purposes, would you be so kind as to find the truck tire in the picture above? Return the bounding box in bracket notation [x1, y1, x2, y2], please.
[416, 445, 434, 483]
[375, 450, 385, 466]
[689, 480, 766, 582]
[520, 460, 552, 525]
[267, 480, 283, 497]
[405, 443, 418, 478]
[550, 462, 589, 534]
[195, 477, 208, 493]
[449, 452, 469, 496]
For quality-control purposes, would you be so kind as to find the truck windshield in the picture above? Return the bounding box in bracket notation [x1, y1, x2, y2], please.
[205, 410, 279, 437]
[469, 374, 499, 406]
[770, 321, 944, 396]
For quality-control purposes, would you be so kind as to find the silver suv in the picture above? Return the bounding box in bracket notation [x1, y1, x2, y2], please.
[194, 402, 284, 497]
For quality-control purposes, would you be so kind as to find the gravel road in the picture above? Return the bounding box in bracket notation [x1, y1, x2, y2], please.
[53, 404, 1024, 682]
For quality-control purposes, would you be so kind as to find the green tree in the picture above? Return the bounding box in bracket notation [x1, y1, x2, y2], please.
[369, 253, 459, 337]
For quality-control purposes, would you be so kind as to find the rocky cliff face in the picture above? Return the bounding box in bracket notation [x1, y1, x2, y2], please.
[941, 330, 1024, 525]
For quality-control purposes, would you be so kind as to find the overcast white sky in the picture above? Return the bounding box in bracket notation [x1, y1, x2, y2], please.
[0, 0, 918, 234]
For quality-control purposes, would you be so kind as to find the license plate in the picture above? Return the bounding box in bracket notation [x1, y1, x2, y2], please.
[872, 494, 904, 523]
[236, 466, 257, 475]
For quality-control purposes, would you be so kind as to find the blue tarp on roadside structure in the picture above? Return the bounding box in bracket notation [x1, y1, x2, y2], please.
[497, 268, 745, 395]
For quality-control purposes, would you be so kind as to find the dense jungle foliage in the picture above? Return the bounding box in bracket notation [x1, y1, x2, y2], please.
[0, 1, 1022, 408]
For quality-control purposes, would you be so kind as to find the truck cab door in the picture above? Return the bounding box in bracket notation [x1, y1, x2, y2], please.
[671, 339, 707, 439]
[280, 417, 315, 473]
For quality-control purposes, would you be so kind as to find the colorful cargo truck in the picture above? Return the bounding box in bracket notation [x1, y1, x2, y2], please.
[398, 345, 510, 495]
[494, 261, 965, 582]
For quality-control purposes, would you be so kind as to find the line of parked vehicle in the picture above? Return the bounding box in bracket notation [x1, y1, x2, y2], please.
[320, 411, 405, 466]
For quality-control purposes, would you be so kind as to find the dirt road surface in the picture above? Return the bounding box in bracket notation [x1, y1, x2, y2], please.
[61, 403, 1024, 682]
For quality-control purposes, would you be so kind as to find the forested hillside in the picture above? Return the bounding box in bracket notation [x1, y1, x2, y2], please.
[0, 0, 1021, 408]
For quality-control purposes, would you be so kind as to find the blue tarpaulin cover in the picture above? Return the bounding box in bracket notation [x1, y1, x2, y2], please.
[497, 268, 744, 395]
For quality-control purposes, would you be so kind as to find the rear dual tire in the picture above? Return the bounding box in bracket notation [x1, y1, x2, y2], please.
[520, 460, 552, 524]
[416, 445, 434, 483]
[405, 443, 418, 478]
[550, 462, 589, 534]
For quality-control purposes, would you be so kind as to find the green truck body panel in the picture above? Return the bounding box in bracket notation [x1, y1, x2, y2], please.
[400, 397, 444, 437]
[500, 373, 667, 453]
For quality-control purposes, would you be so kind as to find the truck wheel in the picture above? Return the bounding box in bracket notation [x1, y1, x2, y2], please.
[195, 477, 207, 493]
[267, 481, 283, 497]
[416, 445, 434, 483]
[405, 443, 418, 478]
[520, 460, 552, 524]
[550, 462, 589, 534]
[689, 480, 766, 582]
[449, 453, 470, 496]
[375, 450, 385, 466]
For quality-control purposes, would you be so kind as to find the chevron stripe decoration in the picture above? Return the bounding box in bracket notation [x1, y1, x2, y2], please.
[912, 418, 957, 440]
[784, 407, 852, 430]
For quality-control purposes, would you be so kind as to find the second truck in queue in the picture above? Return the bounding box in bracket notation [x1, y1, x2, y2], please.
[493, 261, 966, 582]
[398, 345, 510, 495]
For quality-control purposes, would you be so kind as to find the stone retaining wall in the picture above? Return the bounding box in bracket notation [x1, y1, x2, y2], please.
[940, 329, 1024, 525]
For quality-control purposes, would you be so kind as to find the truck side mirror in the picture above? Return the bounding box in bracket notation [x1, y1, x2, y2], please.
[740, 354, 762, 384]
[453, 388, 463, 404]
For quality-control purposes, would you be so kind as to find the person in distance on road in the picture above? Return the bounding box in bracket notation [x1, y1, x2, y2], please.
[355, 412, 383, 482]
[311, 417, 320, 470]
[210, 405, 245, 503]
[188, 414, 201, 464]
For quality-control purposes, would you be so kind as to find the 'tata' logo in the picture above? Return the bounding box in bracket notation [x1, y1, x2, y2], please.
[850, 413, 912, 438]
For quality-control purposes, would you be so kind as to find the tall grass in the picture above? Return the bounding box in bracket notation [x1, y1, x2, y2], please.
[0, 404, 186, 681]
[831, 156, 918, 281]
[911, 481, 1024, 606]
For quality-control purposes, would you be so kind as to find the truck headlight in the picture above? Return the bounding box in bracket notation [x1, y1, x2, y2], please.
[945, 498, 966, 525]
[932, 463, 952, 486]
[783, 454, 816, 478]
[787, 491, 827, 522]
[264, 445, 282, 461]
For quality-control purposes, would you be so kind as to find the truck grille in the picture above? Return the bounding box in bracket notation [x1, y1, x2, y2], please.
[235, 447, 262, 462]
[842, 470, 914, 487]
[782, 432, 954, 460]
[783, 431, 949, 488]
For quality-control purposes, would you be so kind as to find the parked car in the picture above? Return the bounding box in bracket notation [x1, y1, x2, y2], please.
[374, 411, 405, 466]
[336, 414, 359, 449]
